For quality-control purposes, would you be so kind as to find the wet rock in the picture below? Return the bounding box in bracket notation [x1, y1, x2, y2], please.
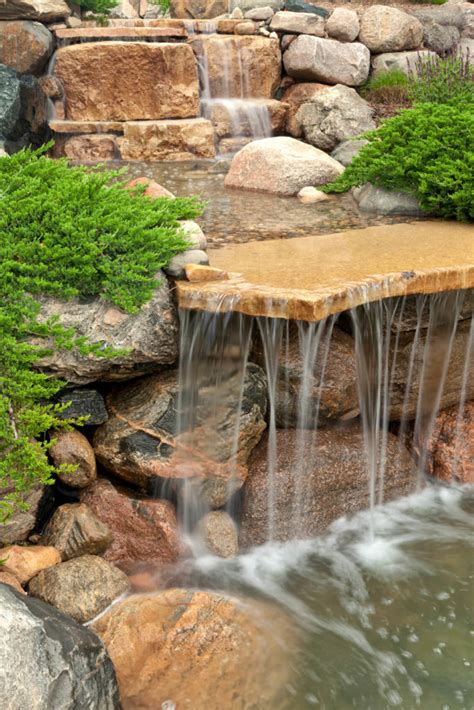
[119, 118, 216, 161]
[170, 0, 228, 19]
[53, 134, 119, 162]
[325, 7, 359, 42]
[270, 10, 325, 36]
[0, 571, 25, 594]
[281, 81, 329, 138]
[0, 584, 120, 709]
[224, 136, 344, 196]
[0, 65, 21, 139]
[34, 279, 179, 385]
[352, 183, 425, 217]
[0, 0, 70, 21]
[331, 139, 368, 167]
[126, 176, 175, 198]
[297, 186, 329, 203]
[80, 479, 182, 573]
[28, 555, 130, 624]
[1, 545, 60, 585]
[197, 510, 239, 557]
[296, 84, 375, 153]
[93, 589, 294, 710]
[371, 50, 438, 77]
[191, 35, 281, 99]
[164, 249, 209, 279]
[0, 21, 53, 75]
[42, 503, 113, 561]
[240, 425, 417, 547]
[54, 42, 199, 121]
[18, 72, 48, 139]
[422, 22, 460, 55]
[422, 401, 474, 484]
[38, 74, 64, 100]
[284, 35, 370, 87]
[254, 325, 358, 427]
[93, 364, 267, 494]
[50, 429, 97, 489]
[0, 485, 44, 545]
[359, 5, 423, 53]
[55, 388, 108, 426]
[205, 98, 287, 139]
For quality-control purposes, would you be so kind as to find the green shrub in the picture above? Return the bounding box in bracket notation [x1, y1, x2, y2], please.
[409, 49, 474, 106]
[360, 69, 411, 106]
[147, 0, 171, 13]
[411, 0, 447, 4]
[322, 103, 474, 222]
[0, 145, 201, 521]
[75, 0, 117, 14]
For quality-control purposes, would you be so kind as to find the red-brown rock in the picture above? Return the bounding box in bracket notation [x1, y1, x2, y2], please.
[1, 545, 61, 585]
[125, 177, 175, 199]
[240, 425, 417, 548]
[421, 401, 474, 484]
[80, 479, 182, 573]
[49, 429, 97, 489]
[0, 20, 53, 75]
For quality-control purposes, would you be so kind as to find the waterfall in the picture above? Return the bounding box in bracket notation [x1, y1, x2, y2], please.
[173, 289, 473, 551]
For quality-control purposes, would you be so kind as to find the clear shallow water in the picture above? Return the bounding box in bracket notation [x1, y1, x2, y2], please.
[186, 486, 474, 709]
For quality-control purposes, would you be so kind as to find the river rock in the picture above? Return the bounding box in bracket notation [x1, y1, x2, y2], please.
[197, 510, 239, 557]
[191, 35, 281, 99]
[281, 81, 328, 138]
[325, 7, 359, 42]
[331, 139, 368, 167]
[119, 118, 216, 161]
[371, 50, 438, 77]
[0, 484, 44, 545]
[34, 278, 179, 385]
[54, 42, 199, 121]
[224, 136, 344, 196]
[269, 10, 325, 36]
[0, 21, 53, 75]
[93, 364, 267, 496]
[297, 186, 329, 203]
[422, 401, 474, 484]
[240, 425, 417, 547]
[180, 219, 207, 250]
[164, 248, 209, 279]
[0, 0, 70, 21]
[42, 503, 113, 561]
[80, 479, 182, 573]
[0, 584, 120, 709]
[352, 183, 425, 217]
[93, 589, 294, 710]
[422, 22, 460, 55]
[50, 429, 97, 489]
[284, 35, 370, 87]
[359, 6, 423, 53]
[1, 545, 60, 585]
[295, 84, 375, 153]
[28, 555, 130, 624]
[245, 6, 274, 20]
[0, 64, 21, 139]
[234, 20, 257, 35]
[55, 388, 108, 426]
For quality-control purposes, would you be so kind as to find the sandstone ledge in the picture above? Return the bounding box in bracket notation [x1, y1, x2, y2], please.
[177, 222, 474, 321]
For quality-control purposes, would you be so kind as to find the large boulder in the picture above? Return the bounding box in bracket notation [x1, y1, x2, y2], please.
[54, 42, 200, 121]
[281, 81, 329, 138]
[0, 21, 53, 75]
[50, 429, 97, 489]
[42, 503, 113, 561]
[331, 138, 368, 167]
[283, 35, 370, 87]
[34, 278, 179, 385]
[80, 479, 183, 573]
[295, 84, 375, 153]
[371, 50, 438, 77]
[325, 7, 360, 42]
[28, 555, 130, 624]
[0, 64, 21, 139]
[411, 6, 466, 32]
[421, 401, 474, 485]
[352, 183, 425, 217]
[0, 584, 120, 709]
[253, 325, 359, 427]
[224, 136, 344, 196]
[269, 10, 325, 36]
[93, 364, 267, 495]
[240, 425, 417, 547]
[359, 5, 424, 53]
[0, 0, 70, 21]
[0, 484, 44, 545]
[93, 589, 294, 710]
[422, 22, 460, 55]
[191, 35, 281, 99]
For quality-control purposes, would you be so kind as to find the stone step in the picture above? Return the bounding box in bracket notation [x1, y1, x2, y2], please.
[57, 18, 245, 34]
[203, 98, 288, 138]
[54, 26, 188, 43]
[49, 120, 126, 134]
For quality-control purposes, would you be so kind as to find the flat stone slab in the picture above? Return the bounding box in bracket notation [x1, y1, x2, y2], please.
[54, 26, 188, 41]
[50, 120, 125, 133]
[177, 222, 474, 321]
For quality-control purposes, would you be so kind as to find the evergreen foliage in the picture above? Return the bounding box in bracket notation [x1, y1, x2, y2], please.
[322, 103, 474, 222]
[0, 145, 201, 521]
[75, 0, 117, 15]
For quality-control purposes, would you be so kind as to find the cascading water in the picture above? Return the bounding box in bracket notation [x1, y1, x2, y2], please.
[164, 288, 473, 708]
